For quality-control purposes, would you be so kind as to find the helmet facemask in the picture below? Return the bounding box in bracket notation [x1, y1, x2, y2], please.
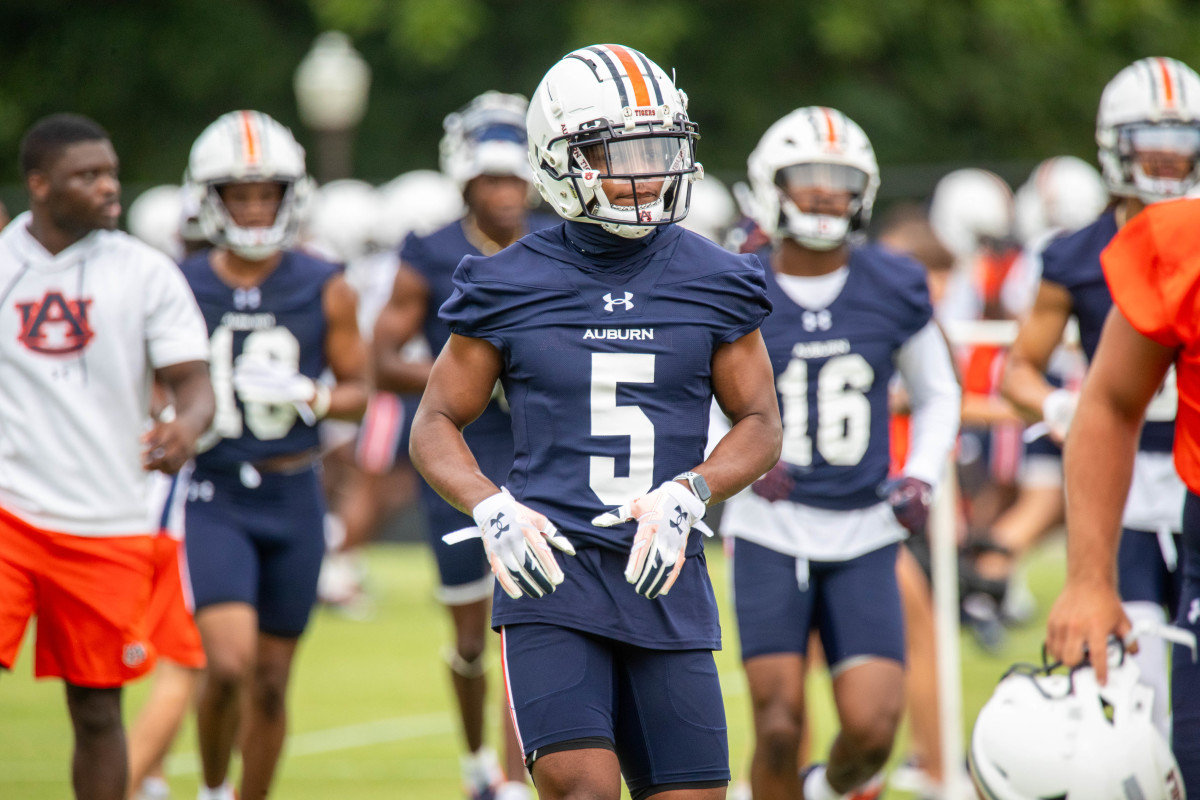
[551, 116, 699, 238]
[1114, 121, 1200, 203]
[774, 162, 869, 250]
[202, 179, 304, 262]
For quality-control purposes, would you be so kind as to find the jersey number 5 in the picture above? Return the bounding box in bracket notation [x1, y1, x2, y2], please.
[589, 353, 656, 506]
[777, 353, 874, 467]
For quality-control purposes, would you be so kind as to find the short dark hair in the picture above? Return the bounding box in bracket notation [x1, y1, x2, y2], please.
[19, 113, 110, 177]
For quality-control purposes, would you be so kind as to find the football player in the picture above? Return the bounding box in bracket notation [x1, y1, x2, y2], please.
[0, 114, 214, 800]
[1010, 57, 1200, 736]
[721, 107, 961, 800]
[180, 111, 368, 800]
[409, 45, 782, 800]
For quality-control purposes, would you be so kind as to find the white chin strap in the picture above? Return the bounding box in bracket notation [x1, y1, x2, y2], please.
[1130, 165, 1198, 204]
[780, 205, 850, 250]
[224, 224, 287, 261]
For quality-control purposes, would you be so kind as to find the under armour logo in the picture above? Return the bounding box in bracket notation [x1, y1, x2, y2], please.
[669, 505, 688, 534]
[489, 512, 510, 538]
[603, 292, 635, 312]
[802, 310, 832, 332]
[234, 287, 262, 310]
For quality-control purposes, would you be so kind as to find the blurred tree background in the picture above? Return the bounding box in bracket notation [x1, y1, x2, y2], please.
[1, 0, 1199, 210]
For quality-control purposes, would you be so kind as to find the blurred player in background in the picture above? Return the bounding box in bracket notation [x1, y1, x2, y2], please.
[722, 107, 960, 800]
[0, 113, 214, 800]
[180, 110, 368, 800]
[373, 90, 550, 800]
[411, 45, 781, 800]
[1011, 57, 1200, 736]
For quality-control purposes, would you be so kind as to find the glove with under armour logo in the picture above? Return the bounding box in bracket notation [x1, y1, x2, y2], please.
[751, 460, 795, 503]
[472, 488, 576, 599]
[232, 353, 331, 426]
[878, 476, 934, 538]
[592, 480, 709, 599]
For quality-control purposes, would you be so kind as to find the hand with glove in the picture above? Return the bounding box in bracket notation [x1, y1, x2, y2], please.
[878, 476, 933, 537]
[471, 488, 576, 599]
[751, 460, 794, 502]
[593, 480, 709, 599]
[1041, 388, 1079, 444]
[232, 353, 331, 426]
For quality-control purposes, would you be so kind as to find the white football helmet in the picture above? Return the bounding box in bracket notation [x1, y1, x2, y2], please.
[305, 179, 381, 264]
[440, 91, 533, 190]
[1013, 155, 1108, 244]
[679, 174, 737, 245]
[1097, 57, 1200, 203]
[372, 169, 466, 249]
[928, 168, 1014, 259]
[747, 106, 879, 250]
[127, 184, 184, 261]
[186, 110, 312, 260]
[526, 44, 701, 238]
[970, 655, 1184, 800]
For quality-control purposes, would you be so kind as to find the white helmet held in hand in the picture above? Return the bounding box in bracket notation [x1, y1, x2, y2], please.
[747, 106, 879, 250]
[186, 110, 312, 260]
[969, 653, 1184, 800]
[440, 91, 533, 190]
[127, 184, 184, 261]
[526, 44, 701, 239]
[1097, 57, 1200, 203]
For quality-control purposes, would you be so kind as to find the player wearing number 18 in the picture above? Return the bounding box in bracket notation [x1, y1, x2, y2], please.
[410, 45, 782, 800]
[720, 107, 961, 800]
[179, 110, 369, 800]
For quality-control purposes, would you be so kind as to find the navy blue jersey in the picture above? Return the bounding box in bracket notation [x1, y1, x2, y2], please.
[401, 216, 554, 463]
[181, 249, 339, 467]
[1040, 209, 1174, 452]
[441, 223, 770, 646]
[760, 245, 931, 509]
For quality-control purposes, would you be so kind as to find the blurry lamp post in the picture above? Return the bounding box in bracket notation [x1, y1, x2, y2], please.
[294, 31, 371, 182]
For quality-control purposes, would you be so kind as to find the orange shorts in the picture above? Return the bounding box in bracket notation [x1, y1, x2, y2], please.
[145, 533, 206, 669]
[0, 505, 156, 687]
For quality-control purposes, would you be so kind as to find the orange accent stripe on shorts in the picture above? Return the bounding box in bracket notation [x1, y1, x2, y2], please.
[239, 111, 260, 166]
[1158, 58, 1177, 108]
[608, 45, 652, 107]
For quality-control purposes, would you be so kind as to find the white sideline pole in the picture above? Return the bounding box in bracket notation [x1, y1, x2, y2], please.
[933, 454, 966, 799]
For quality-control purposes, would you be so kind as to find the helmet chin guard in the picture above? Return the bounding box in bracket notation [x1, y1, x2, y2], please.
[527, 44, 701, 239]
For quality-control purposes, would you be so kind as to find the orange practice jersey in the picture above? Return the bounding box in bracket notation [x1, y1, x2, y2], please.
[1101, 197, 1200, 492]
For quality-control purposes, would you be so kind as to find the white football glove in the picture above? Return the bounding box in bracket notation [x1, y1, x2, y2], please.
[592, 480, 709, 599]
[471, 488, 576, 599]
[232, 354, 329, 426]
[1041, 388, 1079, 443]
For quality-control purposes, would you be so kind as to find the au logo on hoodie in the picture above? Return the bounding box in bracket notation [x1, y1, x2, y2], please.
[16, 291, 94, 355]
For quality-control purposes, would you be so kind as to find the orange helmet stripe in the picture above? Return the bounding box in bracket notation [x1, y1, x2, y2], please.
[1158, 58, 1177, 109]
[239, 111, 261, 166]
[608, 45, 652, 107]
[820, 107, 839, 146]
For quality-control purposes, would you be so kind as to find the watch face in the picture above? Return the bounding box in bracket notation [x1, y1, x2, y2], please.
[692, 474, 712, 502]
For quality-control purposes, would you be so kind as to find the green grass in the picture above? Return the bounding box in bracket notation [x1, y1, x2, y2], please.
[0, 538, 1066, 799]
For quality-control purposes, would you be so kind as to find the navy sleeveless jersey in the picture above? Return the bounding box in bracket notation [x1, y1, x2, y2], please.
[1040, 210, 1174, 452]
[181, 249, 339, 467]
[440, 223, 770, 647]
[760, 245, 931, 510]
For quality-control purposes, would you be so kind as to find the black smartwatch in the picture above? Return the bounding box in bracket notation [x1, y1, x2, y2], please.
[673, 471, 712, 505]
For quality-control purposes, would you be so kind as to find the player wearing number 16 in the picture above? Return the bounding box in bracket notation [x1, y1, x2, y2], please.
[720, 107, 961, 800]
[410, 45, 782, 800]
[179, 111, 369, 800]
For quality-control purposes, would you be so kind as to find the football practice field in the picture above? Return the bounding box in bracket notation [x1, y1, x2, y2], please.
[0, 538, 1066, 799]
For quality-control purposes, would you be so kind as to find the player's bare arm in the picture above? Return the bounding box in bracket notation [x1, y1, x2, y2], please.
[322, 273, 369, 421]
[1046, 307, 1177, 681]
[409, 332, 504, 514]
[146, 359, 215, 473]
[372, 264, 433, 394]
[700, 329, 783, 503]
[1000, 280, 1073, 421]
